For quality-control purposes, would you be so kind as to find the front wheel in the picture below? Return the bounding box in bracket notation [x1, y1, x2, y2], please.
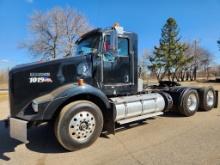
[179, 89, 199, 117]
[55, 100, 103, 151]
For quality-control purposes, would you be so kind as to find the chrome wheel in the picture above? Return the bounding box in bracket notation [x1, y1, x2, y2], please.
[207, 90, 214, 107]
[69, 111, 96, 142]
[187, 93, 197, 111]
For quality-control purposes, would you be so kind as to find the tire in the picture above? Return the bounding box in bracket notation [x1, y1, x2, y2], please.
[198, 87, 216, 111]
[54, 100, 103, 151]
[179, 89, 199, 117]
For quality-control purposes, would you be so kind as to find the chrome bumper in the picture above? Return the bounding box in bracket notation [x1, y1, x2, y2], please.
[9, 118, 29, 143]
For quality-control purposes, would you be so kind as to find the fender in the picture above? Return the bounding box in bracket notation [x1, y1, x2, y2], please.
[44, 83, 111, 120]
[32, 83, 111, 120]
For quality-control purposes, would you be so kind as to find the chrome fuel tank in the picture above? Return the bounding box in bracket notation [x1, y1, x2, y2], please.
[110, 93, 165, 121]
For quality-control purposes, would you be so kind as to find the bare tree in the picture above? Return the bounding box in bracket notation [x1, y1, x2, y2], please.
[20, 7, 91, 60]
[182, 42, 196, 81]
[0, 69, 9, 84]
[199, 49, 213, 79]
[181, 41, 213, 81]
[138, 49, 152, 79]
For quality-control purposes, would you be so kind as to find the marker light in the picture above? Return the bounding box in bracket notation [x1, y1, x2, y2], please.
[112, 22, 124, 34]
[113, 22, 120, 28]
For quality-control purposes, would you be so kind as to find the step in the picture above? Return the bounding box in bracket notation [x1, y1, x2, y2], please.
[116, 112, 163, 125]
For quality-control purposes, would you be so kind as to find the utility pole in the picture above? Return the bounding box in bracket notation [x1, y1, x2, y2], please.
[193, 40, 198, 80]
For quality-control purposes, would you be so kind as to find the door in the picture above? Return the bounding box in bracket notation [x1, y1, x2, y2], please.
[102, 35, 131, 85]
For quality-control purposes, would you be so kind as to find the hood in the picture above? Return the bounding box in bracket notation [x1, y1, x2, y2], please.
[9, 55, 93, 117]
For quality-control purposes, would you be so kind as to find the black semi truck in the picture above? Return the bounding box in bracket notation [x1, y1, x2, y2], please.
[8, 24, 218, 151]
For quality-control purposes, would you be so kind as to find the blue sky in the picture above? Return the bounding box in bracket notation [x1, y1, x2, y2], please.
[0, 0, 220, 69]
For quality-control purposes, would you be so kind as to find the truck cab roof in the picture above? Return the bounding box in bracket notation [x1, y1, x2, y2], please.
[76, 27, 136, 44]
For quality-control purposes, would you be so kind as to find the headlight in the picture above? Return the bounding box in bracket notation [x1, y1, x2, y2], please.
[77, 63, 91, 77]
[32, 101, 38, 112]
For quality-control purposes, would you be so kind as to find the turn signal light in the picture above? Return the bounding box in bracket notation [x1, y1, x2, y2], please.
[78, 79, 85, 86]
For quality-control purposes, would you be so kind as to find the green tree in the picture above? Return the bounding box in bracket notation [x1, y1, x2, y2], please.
[149, 17, 189, 81]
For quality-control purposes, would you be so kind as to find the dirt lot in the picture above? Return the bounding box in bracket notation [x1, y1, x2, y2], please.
[0, 81, 220, 165]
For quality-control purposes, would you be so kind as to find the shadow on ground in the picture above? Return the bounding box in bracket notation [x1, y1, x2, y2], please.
[0, 120, 67, 162]
[25, 123, 67, 153]
[195, 79, 220, 84]
[162, 111, 185, 118]
[0, 118, 152, 159]
[1, 110, 204, 159]
[162, 109, 215, 119]
[26, 120, 149, 153]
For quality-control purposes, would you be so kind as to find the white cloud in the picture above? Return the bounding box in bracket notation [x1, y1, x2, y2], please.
[0, 59, 9, 63]
[26, 0, 34, 3]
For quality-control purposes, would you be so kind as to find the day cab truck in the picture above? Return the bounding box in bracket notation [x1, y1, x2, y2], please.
[8, 24, 218, 151]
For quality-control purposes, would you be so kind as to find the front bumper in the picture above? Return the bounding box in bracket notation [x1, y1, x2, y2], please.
[9, 118, 29, 143]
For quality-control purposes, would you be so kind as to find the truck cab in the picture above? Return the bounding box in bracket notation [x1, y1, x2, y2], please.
[75, 26, 138, 96]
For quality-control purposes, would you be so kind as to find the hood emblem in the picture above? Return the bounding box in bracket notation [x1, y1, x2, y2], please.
[29, 72, 53, 84]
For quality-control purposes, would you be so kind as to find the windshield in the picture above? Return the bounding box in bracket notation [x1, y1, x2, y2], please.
[76, 34, 100, 55]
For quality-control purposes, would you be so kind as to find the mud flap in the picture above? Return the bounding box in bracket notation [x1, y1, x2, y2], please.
[214, 90, 218, 108]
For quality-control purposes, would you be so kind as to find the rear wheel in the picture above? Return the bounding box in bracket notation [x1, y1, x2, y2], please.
[55, 100, 103, 151]
[179, 89, 199, 117]
[198, 87, 215, 111]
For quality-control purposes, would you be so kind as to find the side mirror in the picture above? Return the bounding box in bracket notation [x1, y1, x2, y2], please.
[109, 30, 118, 54]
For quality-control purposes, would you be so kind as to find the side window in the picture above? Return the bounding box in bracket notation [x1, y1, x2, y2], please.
[103, 35, 115, 62]
[104, 35, 111, 52]
[103, 36, 129, 62]
[118, 38, 129, 57]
